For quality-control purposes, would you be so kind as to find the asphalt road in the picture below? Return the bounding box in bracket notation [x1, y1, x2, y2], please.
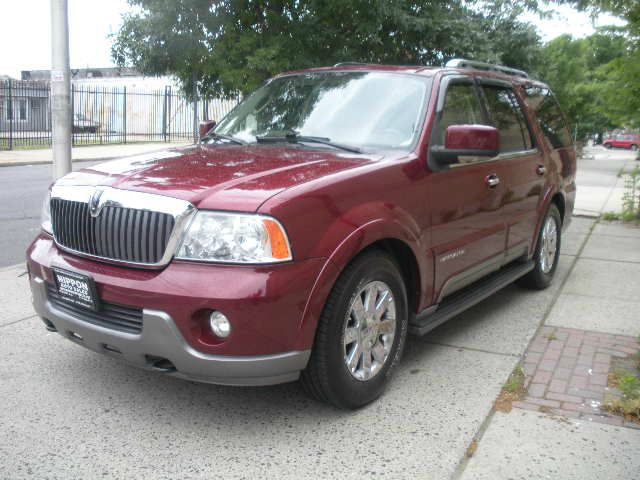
[0, 161, 97, 268]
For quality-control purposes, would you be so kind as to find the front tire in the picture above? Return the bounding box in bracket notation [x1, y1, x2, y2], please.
[301, 250, 408, 409]
[518, 204, 562, 290]
[631, 144, 639, 151]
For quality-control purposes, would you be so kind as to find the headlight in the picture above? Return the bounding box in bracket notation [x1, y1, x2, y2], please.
[41, 191, 52, 234]
[176, 212, 292, 263]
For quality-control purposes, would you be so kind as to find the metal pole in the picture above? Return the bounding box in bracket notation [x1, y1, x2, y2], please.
[50, 0, 72, 179]
[192, 88, 198, 143]
[162, 86, 168, 142]
[8, 79, 13, 150]
[123, 86, 127, 144]
[191, 71, 199, 143]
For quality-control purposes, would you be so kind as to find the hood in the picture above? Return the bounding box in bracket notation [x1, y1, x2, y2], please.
[56, 144, 382, 211]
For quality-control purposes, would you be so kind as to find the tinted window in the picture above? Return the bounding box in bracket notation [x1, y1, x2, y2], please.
[482, 85, 533, 153]
[437, 82, 484, 144]
[524, 86, 572, 149]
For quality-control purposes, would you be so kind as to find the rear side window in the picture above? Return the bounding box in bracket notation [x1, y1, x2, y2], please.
[436, 82, 484, 144]
[481, 85, 533, 153]
[524, 86, 572, 149]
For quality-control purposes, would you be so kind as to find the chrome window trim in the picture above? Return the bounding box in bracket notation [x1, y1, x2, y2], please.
[448, 148, 539, 169]
[50, 185, 196, 269]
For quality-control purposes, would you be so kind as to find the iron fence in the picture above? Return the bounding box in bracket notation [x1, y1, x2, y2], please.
[0, 79, 238, 151]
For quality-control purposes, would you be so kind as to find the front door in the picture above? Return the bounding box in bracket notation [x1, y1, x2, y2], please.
[428, 77, 507, 303]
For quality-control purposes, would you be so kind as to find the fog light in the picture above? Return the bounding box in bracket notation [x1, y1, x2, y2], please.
[209, 311, 231, 338]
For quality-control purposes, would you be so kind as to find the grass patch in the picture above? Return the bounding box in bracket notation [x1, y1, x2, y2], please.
[543, 332, 558, 341]
[495, 364, 527, 412]
[601, 211, 621, 221]
[602, 358, 640, 424]
[602, 166, 640, 223]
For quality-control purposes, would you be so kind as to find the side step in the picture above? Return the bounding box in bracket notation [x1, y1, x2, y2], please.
[409, 260, 535, 336]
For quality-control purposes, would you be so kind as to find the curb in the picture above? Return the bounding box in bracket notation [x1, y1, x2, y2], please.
[0, 157, 117, 168]
[0, 143, 192, 168]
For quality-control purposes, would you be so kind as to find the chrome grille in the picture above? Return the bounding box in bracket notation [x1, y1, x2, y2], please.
[51, 198, 175, 265]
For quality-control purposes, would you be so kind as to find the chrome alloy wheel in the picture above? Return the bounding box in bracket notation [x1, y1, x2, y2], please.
[540, 216, 558, 274]
[343, 281, 397, 381]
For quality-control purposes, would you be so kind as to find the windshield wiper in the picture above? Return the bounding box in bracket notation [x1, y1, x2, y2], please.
[202, 132, 247, 145]
[255, 132, 362, 153]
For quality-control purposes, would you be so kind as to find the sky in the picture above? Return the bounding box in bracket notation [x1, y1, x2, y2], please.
[0, 0, 628, 79]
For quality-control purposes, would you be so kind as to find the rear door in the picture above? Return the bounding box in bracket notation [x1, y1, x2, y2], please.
[477, 80, 544, 258]
[428, 76, 507, 302]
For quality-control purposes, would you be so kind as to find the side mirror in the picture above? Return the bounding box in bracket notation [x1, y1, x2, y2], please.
[199, 120, 217, 140]
[431, 125, 499, 165]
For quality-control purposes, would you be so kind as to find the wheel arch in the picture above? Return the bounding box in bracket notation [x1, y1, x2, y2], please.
[551, 191, 566, 225]
[531, 189, 565, 258]
[293, 217, 430, 352]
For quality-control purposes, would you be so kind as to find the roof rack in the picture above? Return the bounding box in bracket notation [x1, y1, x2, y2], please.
[445, 59, 529, 79]
[333, 62, 368, 67]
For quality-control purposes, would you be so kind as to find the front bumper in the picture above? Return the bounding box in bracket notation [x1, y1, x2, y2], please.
[31, 276, 311, 386]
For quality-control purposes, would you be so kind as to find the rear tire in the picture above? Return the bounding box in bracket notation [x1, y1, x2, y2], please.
[301, 250, 408, 409]
[631, 144, 639, 151]
[518, 204, 562, 290]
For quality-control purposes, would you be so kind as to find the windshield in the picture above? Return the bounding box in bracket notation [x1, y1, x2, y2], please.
[213, 71, 431, 151]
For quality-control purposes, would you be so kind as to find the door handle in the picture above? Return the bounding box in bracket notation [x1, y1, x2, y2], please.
[536, 164, 546, 176]
[485, 174, 500, 188]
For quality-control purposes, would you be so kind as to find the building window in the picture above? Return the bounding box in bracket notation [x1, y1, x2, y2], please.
[18, 99, 27, 121]
[4, 99, 28, 121]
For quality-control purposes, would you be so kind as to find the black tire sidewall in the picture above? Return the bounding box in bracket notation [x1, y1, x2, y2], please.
[321, 253, 408, 408]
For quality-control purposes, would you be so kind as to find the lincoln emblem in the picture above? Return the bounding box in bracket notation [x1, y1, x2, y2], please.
[88, 188, 104, 217]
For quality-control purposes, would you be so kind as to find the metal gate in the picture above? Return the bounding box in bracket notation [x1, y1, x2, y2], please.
[0, 79, 238, 151]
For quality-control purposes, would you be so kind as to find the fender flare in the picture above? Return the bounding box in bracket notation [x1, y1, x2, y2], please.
[292, 206, 430, 351]
[531, 186, 565, 256]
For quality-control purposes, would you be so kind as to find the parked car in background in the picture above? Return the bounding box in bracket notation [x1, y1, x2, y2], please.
[72, 113, 100, 133]
[603, 134, 640, 151]
[28, 59, 575, 408]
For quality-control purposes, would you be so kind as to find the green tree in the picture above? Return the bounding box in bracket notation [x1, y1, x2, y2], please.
[112, 0, 542, 98]
[555, 0, 640, 128]
[537, 30, 628, 138]
[559, 0, 640, 39]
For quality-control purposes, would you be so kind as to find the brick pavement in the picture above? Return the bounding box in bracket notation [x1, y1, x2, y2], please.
[515, 325, 640, 427]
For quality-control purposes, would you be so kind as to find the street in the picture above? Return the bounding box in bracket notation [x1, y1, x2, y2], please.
[0, 161, 97, 268]
[0, 146, 638, 479]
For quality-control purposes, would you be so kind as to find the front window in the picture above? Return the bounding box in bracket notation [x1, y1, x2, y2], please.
[213, 72, 431, 151]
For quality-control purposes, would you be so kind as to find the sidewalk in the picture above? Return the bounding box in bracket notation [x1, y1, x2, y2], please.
[459, 218, 640, 479]
[0, 141, 191, 167]
[574, 146, 638, 217]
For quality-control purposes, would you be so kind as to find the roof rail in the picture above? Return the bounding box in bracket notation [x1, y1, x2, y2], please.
[445, 59, 529, 79]
[333, 62, 368, 67]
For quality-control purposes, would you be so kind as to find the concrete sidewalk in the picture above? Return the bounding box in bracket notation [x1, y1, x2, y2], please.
[0, 141, 191, 167]
[1, 217, 638, 479]
[459, 218, 640, 479]
[574, 146, 638, 217]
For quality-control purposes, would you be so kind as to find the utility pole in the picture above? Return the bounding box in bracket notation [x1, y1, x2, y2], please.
[50, 0, 72, 179]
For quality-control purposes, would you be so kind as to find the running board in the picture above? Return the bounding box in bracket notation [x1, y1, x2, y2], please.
[409, 260, 535, 336]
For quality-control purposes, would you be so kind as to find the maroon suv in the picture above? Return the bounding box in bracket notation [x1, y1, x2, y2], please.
[27, 59, 575, 408]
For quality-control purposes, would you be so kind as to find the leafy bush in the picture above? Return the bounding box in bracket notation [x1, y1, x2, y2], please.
[621, 166, 640, 221]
